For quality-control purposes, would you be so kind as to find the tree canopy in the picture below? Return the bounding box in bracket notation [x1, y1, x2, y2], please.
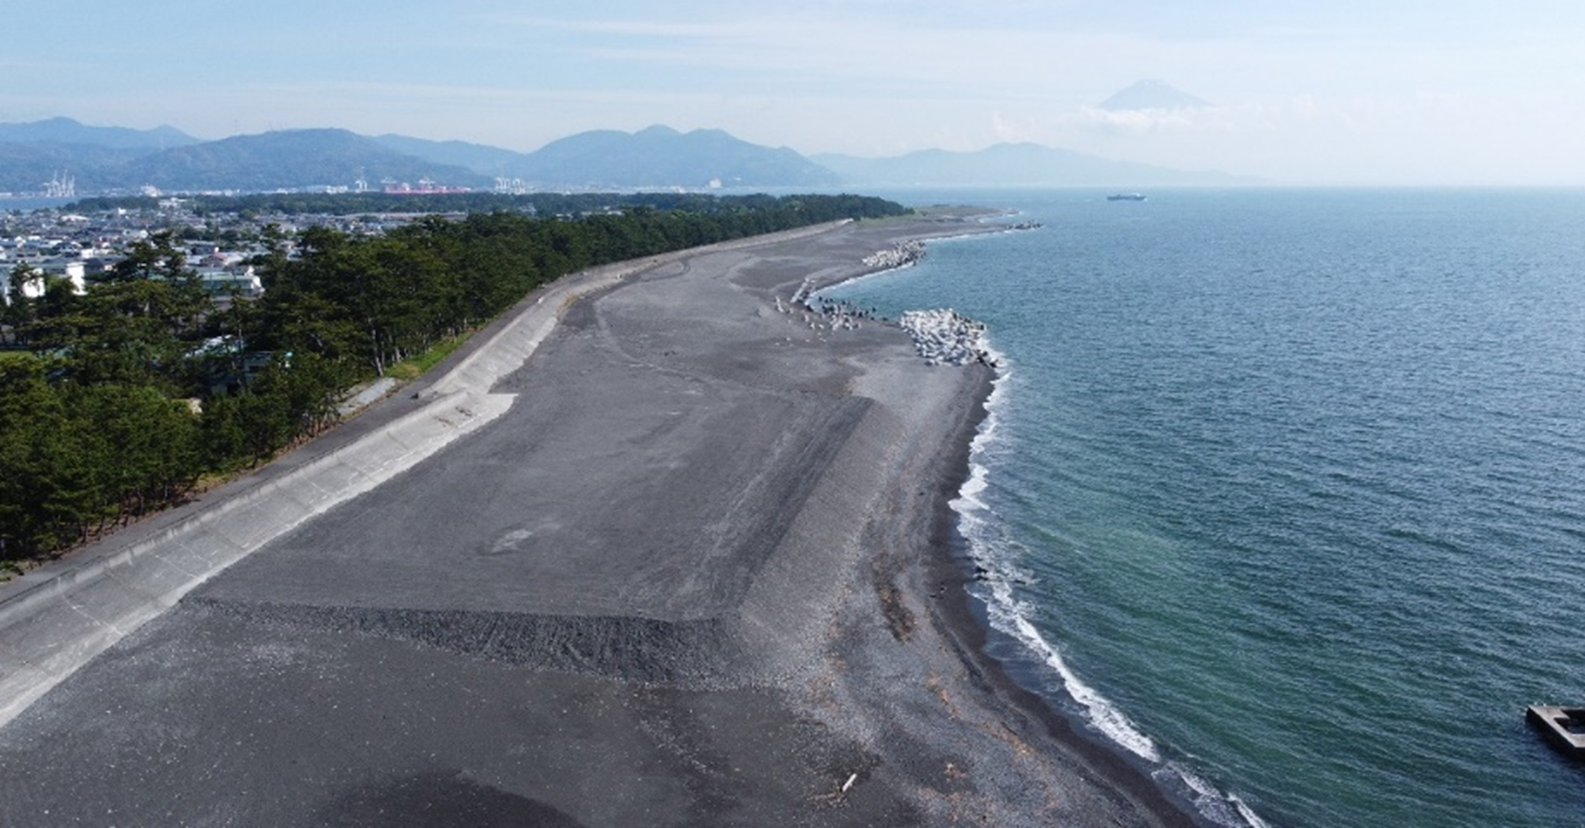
[0, 193, 910, 563]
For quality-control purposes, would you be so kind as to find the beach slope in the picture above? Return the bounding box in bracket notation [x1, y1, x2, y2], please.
[0, 214, 1194, 825]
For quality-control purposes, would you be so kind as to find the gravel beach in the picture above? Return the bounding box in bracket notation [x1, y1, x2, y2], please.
[0, 212, 1197, 826]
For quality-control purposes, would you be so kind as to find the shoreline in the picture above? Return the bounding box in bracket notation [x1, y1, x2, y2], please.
[813, 214, 1203, 825]
[925, 374, 1204, 825]
[0, 210, 1200, 825]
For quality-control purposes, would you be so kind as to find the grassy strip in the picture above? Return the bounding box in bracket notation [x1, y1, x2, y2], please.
[384, 330, 475, 382]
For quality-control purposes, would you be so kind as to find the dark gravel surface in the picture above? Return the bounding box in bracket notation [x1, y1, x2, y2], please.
[0, 215, 1199, 826]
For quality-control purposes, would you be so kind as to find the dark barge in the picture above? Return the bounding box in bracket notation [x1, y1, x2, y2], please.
[1527, 705, 1585, 757]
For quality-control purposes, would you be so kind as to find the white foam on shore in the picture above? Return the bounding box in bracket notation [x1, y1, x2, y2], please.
[815, 236, 1165, 761]
[809, 258, 918, 301]
[949, 343, 1266, 828]
[948, 356, 1161, 763]
[1232, 793, 1276, 828]
[820, 226, 1266, 827]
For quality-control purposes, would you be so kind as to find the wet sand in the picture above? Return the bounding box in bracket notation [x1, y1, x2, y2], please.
[0, 212, 1198, 825]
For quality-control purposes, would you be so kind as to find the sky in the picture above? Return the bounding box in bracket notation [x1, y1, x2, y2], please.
[7, 1, 1585, 185]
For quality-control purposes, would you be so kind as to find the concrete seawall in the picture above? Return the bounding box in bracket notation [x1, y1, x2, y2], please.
[0, 389, 514, 727]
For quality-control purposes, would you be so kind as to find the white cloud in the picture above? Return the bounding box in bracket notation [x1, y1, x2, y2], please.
[10, 2, 1585, 183]
[1075, 106, 1205, 134]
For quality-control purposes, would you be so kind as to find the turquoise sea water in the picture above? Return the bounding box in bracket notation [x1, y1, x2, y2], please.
[820, 189, 1585, 827]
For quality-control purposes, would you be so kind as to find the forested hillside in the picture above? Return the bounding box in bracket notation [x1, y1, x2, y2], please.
[0, 193, 908, 565]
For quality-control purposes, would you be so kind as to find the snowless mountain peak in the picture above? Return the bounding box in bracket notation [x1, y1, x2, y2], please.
[1099, 79, 1211, 111]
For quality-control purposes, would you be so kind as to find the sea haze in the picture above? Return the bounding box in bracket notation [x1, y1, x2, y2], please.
[819, 188, 1585, 827]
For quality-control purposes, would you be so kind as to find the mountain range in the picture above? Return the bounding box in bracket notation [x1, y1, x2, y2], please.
[0, 116, 1252, 196]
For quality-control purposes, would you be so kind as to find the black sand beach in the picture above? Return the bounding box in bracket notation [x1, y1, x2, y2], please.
[0, 213, 1198, 825]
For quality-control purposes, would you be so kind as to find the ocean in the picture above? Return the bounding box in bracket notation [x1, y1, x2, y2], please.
[818, 189, 1585, 827]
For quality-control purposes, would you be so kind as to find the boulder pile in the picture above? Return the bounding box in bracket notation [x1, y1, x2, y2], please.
[862, 240, 926, 269]
[899, 309, 995, 367]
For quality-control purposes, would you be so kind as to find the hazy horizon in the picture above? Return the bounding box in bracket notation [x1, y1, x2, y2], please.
[9, 1, 1584, 186]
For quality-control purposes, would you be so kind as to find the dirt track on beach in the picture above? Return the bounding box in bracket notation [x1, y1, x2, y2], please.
[0, 214, 1196, 825]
